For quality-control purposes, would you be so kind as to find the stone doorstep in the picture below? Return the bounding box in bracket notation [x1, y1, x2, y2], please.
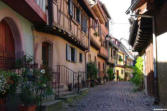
[41, 88, 89, 111]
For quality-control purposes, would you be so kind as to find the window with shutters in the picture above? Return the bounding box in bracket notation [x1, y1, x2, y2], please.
[98, 23, 101, 37]
[68, 0, 73, 17]
[79, 53, 83, 63]
[76, 8, 81, 23]
[81, 15, 88, 33]
[66, 44, 77, 63]
[71, 47, 75, 62]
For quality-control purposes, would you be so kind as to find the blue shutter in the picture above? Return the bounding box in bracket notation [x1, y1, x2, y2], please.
[66, 44, 71, 61]
[68, 0, 73, 17]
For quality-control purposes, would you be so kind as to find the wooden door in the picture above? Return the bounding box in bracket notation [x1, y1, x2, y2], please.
[42, 42, 50, 67]
[0, 20, 15, 69]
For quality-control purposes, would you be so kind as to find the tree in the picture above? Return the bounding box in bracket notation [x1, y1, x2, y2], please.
[131, 57, 144, 89]
[107, 68, 115, 81]
[87, 62, 98, 80]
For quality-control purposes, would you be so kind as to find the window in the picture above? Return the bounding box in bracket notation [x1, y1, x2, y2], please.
[105, 21, 109, 29]
[68, 0, 73, 17]
[121, 70, 124, 74]
[98, 62, 100, 71]
[66, 44, 77, 63]
[92, 20, 97, 30]
[79, 53, 83, 63]
[103, 63, 105, 71]
[98, 23, 101, 37]
[71, 47, 75, 62]
[76, 8, 81, 23]
[81, 15, 87, 33]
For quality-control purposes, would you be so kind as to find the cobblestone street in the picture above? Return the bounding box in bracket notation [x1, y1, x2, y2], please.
[66, 82, 159, 111]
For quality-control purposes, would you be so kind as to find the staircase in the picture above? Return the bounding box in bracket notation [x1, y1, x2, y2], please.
[52, 65, 86, 97]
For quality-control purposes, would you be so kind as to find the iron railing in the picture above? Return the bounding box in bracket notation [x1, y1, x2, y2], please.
[52, 65, 87, 96]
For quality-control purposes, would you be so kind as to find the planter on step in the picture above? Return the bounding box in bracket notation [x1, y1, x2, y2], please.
[0, 98, 6, 111]
[19, 105, 37, 111]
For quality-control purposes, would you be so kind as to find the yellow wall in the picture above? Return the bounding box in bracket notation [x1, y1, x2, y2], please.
[34, 31, 86, 72]
[87, 46, 98, 63]
[114, 67, 125, 80]
[117, 51, 125, 65]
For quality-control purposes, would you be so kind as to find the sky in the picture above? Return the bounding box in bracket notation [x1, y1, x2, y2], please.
[101, 0, 131, 47]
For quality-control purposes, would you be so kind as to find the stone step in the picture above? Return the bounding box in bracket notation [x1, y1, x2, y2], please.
[42, 100, 62, 111]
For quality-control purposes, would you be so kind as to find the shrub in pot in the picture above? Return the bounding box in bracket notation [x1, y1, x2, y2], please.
[18, 59, 52, 111]
[0, 71, 20, 111]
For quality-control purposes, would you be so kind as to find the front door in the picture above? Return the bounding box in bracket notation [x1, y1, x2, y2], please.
[117, 70, 119, 81]
[0, 20, 15, 69]
[42, 42, 50, 67]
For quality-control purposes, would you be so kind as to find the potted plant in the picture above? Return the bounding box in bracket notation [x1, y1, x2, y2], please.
[87, 62, 98, 87]
[0, 71, 20, 111]
[19, 66, 53, 111]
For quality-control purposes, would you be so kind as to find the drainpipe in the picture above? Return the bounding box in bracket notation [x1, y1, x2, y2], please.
[85, 18, 91, 80]
[152, 16, 159, 104]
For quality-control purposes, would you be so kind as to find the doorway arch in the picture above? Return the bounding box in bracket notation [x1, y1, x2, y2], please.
[0, 17, 23, 69]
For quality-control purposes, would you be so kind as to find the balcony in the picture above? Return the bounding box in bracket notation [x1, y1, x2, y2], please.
[98, 47, 108, 59]
[52, 3, 88, 50]
[90, 29, 101, 49]
[2, 0, 47, 24]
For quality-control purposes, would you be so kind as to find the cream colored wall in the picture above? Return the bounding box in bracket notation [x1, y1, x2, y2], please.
[0, 1, 34, 57]
[114, 67, 125, 80]
[87, 46, 98, 63]
[34, 31, 86, 72]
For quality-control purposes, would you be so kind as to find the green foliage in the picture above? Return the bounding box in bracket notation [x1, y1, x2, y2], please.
[17, 55, 53, 106]
[0, 71, 20, 98]
[131, 57, 144, 89]
[87, 62, 98, 80]
[107, 68, 115, 80]
[119, 56, 123, 62]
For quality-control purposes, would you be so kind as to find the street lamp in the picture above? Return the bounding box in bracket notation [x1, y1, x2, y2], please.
[131, 14, 159, 103]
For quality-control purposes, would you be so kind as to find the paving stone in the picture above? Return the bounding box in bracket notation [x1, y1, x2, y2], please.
[64, 82, 161, 111]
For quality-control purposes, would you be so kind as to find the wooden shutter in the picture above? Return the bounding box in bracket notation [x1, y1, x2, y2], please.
[66, 44, 71, 61]
[68, 0, 73, 17]
[74, 48, 77, 63]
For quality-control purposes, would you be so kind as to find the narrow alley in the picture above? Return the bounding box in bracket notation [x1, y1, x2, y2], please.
[66, 82, 159, 111]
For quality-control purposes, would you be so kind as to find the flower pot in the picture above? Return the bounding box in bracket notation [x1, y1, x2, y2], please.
[19, 105, 37, 111]
[0, 98, 6, 111]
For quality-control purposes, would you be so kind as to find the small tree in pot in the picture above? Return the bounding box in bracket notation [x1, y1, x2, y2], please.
[107, 68, 115, 81]
[87, 62, 98, 87]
